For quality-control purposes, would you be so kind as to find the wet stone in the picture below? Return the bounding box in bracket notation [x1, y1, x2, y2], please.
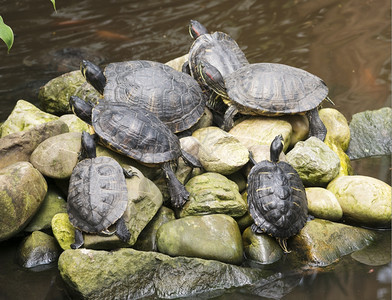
[17, 231, 61, 269]
[305, 187, 343, 222]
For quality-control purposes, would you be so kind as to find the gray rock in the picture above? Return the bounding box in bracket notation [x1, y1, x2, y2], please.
[30, 132, 82, 179]
[38, 70, 101, 115]
[286, 137, 340, 186]
[181, 172, 247, 218]
[0, 162, 47, 241]
[133, 206, 176, 251]
[291, 218, 378, 266]
[58, 247, 275, 300]
[229, 117, 292, 152]
[157, 214, 243, 265]
[278, 115, 309, 147]
[17, 231, 61, 268]
[242, 227, 283, 264]
[24, 185, 67, 232]
[347, 107, 392, 159]
[305, 187, 343, 221]
[327, 175, 391, 227]
[0, 100, 59, 138]
[192, 126, 249, 175]
[0, 119, 69, 170]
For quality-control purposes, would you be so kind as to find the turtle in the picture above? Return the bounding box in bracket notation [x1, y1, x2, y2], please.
[67, 131, 132, 249]
[80, 59, 206, 134]
[199, 61, 331, 141]
[247, 134, 308, 253]
[185, 20, 249, 118]
[69, 95, 202, 209]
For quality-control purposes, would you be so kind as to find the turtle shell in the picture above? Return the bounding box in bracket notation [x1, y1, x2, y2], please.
[92, 101, 182, 164]
[103, 60, 206, 133]
[225, 63, 329, 115]
[247, 160, 308, 239]
[188, 31, 249, 87]
[67, 156, 128, 233]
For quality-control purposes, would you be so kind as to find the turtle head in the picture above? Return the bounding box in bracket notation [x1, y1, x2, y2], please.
[270, 135, 284, 163]
[80, 60, 106, 95]
[81, 131, 97, 159]
[69, 96, 94, 125]
[198, 62, 227, 97]
[189, 20, 208, 39]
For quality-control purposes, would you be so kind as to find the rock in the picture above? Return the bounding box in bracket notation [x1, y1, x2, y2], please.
[319, 108, 351, 151]
[188, 107, 214, 133]
[0, 162, 47, 241]
[279, 115, 309, 147]
[0, 100, 59, 138]
[327, 175, 391, 227]
[180, 172, 247, 218]
[242, 227, 283, 264]
[59, 114, 90, 133]
[133, 206, 176, 251]
[157, 214, 243, 265]
[228, 117, 292, 152]
[319, 108, 353, 176]
[24, 185, 67, 232]
[248, 144, 287, 164]
[192, 126, 249, 175]
[0, 119, 69, 170]
[165, 54, 189, 71]
[351, 231, 391, 266]
[235, 191, 254, 232]
[347, 107, 392, 159]
[227, 171, 247, 193]
[305, 187, 343, 221]
[38, 70, 101, 115]
[83, 169, 163, 248]
[30, 132, 82, 179]
[51, 213, 75, 250]
[58, 247, 274, 299]
[17, 231, 61, 268]
[286, 137, 340, 186]
[176, 136, 203, 184]
[291, 218, 377, 266]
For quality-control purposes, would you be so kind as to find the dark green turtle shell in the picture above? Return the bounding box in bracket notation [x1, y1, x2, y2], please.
[247, 159, 308, 239]
[225, 63, 329, 115]
[189, 31, 249, 81]
[102, 60, 206, 133]
[67, 156, 128, 233]
[92, 101, 182, 164]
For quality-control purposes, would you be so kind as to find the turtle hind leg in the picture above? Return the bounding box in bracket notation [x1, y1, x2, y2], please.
[306, 107, 327, 141]
[71, 229, 84, 249]
[277, 238, 291, 254]
[161, 162, 189, 209]
[115, 216, 131, 243]
[181, 149, 202, 168]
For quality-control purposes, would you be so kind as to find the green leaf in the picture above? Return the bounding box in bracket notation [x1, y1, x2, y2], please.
[0, 16, 14, 53]
[51, 0, 57, 12]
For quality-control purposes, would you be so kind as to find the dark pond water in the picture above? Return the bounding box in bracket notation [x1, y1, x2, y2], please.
[0, 0, 391, 299]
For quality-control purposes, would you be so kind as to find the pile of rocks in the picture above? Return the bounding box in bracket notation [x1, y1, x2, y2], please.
[0, 55, 390, 299]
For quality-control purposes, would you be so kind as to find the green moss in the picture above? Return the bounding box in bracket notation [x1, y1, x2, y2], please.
[52, 213, 75, 250]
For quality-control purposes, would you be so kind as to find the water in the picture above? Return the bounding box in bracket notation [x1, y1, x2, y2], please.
[0, 0, 390, 299]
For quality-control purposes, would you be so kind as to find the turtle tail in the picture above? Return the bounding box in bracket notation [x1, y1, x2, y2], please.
[277, 238, 291, 254]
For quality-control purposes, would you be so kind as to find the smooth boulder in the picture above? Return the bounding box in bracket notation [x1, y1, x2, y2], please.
[157, 214, 243, 265]
[0, 162, 47, 241]
[327, 175, 391, 227]
[305, 187, 343, 221]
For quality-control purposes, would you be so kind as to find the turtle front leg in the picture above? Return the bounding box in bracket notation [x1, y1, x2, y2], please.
[71, 229, 84, 249]
[161, 162, 189, 209]
[115, 216, 131, 243]
[222, 105, 239, 131]
[181, 149, 202, 168]
[306, 107, 327, 141]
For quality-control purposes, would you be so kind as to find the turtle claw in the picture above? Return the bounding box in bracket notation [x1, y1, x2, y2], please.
[123, 168, 139, 179]
[161, 162, 189, 209]
[115, 216, 131, 243]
